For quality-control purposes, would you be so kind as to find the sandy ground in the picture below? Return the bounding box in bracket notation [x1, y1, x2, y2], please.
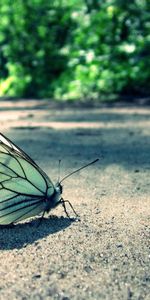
[0, 100, 149, 300]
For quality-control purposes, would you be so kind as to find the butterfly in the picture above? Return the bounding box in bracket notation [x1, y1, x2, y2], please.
[0, 133, 99, 225]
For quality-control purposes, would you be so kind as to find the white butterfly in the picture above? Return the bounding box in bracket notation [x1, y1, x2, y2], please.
[0, 133, 98, 225]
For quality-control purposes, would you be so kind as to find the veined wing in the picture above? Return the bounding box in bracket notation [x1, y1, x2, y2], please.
[0, 133, 37, 165]
[0, 133, 55, 224]
[0, 191, 46, 225]
[0, 133, 54, 190]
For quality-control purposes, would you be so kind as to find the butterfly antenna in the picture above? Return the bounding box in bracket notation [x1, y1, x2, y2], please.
[58, 159, 61, 182]
[60, 158, 99, 184]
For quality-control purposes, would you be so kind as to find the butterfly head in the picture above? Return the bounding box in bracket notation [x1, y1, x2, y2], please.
[48, 159, 99, 217]
[55, 182, 63, 195]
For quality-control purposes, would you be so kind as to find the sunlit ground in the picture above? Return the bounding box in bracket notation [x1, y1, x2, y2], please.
[0, 100, 150, 131]
[0, 100, 149, 300]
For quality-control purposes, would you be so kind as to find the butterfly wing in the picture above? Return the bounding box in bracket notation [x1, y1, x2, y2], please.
[0, 133, 37, 165]
[0, 133, 55, 225]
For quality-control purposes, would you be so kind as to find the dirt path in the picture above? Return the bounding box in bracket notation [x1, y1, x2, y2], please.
[0, 101, 149, 299]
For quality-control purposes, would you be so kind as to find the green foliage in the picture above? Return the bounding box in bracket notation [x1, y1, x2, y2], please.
[0, 0, 149, 100]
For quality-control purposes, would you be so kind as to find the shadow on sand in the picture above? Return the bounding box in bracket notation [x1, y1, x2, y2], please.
[0, 216, 75, 250]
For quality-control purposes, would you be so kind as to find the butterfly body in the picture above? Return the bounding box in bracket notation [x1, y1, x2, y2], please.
[45, 183, 63, 212]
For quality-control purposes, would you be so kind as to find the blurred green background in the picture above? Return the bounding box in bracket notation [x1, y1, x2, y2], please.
[0, 0, 149, 102]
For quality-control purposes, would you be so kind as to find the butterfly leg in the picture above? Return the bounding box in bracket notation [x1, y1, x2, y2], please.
[36, 210, 46, 227]
[61, 199, 80, 220]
